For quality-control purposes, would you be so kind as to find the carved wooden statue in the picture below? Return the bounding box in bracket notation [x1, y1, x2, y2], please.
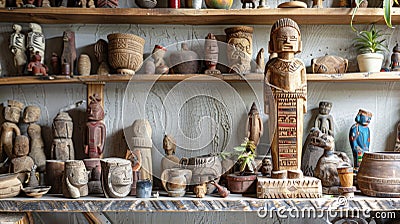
[62, 160, 89, 198]
[312, 55, 348, 74]
[85, 94, 106, 159]
[152, 45, 169, 74]
[245, 102, 263, 146]
[264, 18, 307, 173]
[314, 101, 334, 137]
[23, 105, 46, 172]
[161, 134, 180, 172]
[94, 39, 110, 76]
[10, 24, 27, 75]
[391, 43, 400, 71]
[204, 33, 221, 75]
[10, 135, 34, 183]
[349, 109, 372, 172]
[61, 31, 77, 76]
[27, 51, 48, 76]
[225, 26, 253, 74]
[101, 158, 133, 198]
[131, 119, 153, 181]
[27, 23, 45, 64]
[51, 112, 74, 160]
[83, 158, 103, 194]
[314, 132, 351, 193]
[1, 100, 24, 160]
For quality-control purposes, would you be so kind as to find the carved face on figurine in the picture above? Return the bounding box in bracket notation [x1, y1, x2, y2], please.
[318, 101, 332, 115]
[269, 18, 302, 54]
[67, 162, 89, 187]
[101, 158, 133, 198]
[205, 34, 218, 66]
[23, 105, 41, 123]
[4, 100, 24, 123]
[163, 134, 176, 155]
[110, 164, 133, 186]
[355, 110, 372, 126]
[87, 95, 104, 121]
[14, 135, 29, 157]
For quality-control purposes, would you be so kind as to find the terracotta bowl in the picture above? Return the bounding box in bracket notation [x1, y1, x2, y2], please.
[107, 33, 145, 75]
[357, 152, 400, 197]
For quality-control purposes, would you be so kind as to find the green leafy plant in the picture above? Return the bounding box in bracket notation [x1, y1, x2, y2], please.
[351, 0, 399, 31]
[353, 25, 388, 54]
[234, 138, 257, 175]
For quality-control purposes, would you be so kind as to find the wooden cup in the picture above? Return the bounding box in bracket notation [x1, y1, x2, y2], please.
[337, 166, 353, 187]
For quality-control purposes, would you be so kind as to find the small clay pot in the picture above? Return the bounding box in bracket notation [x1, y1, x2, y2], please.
[77, 54, 91, 76]
[169, 43, 200, 74]
[226, 173, 257, 193]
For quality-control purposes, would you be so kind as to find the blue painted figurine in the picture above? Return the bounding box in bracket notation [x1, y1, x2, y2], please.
[349, 109, 372, 172]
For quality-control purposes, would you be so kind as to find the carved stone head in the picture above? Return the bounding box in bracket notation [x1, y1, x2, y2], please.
[14, 135, 29, 157]
[269, 18, 302, 54]
[87, 94, 104, 121]
[63, 160, 89, 198]
[23, 105, 41, 123]
[163, 134, 176, 155]
[318, 101, 332, 115]
[4, 100, 24, 123]
[101, 158, 133, 198]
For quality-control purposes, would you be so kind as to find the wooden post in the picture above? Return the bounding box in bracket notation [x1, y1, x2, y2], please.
[86, 81, 105, 108]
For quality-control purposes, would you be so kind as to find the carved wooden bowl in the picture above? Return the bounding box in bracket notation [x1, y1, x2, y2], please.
[107, 33, 145, 75]
[357, 152, 400, 197]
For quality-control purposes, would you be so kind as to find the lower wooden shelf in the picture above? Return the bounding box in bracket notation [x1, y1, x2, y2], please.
[0, 194, 399, 213]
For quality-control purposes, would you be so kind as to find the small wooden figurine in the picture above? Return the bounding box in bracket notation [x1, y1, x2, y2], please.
[94, 39, 110, 76]
[61, 31, 77, 76]
[27, 23, 45, 64]
[194, 183, 207, 198]
[1, 100, 24, 160]
[256, 48, 265, 73]
[10, 135, 35, 183]
[131, 119, 153, 181]
[204, 33, 221, 75]
[312, 55, 348, 74]
[314, 101, 334, 137]
[390, 43, 400, 71]
[51, 112, 75, 160]
[101, 158, 133, 198]
[85, 94, 106, 159]
[245, 102, 263, 146]
[10, 24, 27, 75]
[260, 157, 272, 177]
[62, 160, 89, 198]
[161, 134, 180, 172]
[125, 149, 141, 196]
[23, 106, 46, 173]
[27, 52, 48, 76]
[349, 109, 372, 172]
[225, 26, 253, 74]
[152, 45, 169, 74]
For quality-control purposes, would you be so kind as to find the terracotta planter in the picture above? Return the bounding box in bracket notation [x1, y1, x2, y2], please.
[226, 173, 257, 193]
[358, 152, 400, 197]
[107, 33, 145, 75]
[357, 53, 384, 72]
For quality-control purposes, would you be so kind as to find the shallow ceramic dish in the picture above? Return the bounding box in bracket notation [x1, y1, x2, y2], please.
[22, 186, 51, 198]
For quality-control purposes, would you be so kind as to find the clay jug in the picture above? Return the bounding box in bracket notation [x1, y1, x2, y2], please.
[161, 168, 192, 197]
[169, 43, 200, 74]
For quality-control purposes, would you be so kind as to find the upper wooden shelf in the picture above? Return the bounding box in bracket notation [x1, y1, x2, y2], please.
[1, 72, 400, 85]
[0, 8, 398, 25]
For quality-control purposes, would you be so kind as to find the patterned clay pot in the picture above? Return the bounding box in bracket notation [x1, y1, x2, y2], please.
[205, 0, 232, 9]
[107, 33, 145, 75]
[77, 54, 91, 76]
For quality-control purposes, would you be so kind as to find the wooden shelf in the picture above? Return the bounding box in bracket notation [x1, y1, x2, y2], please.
[0, 8, 398, 25]
[2, 72, 400, 85]
[0, 194, 399, 212]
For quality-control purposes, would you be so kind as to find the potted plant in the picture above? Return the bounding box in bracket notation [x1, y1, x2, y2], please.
[351, 0, 399, 31]
[353, 24, 388, 72]
[225, 138, 258, 193]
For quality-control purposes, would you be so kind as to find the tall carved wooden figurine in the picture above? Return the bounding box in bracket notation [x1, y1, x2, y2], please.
[62, 160, 89, 198]
[264, 18, 307, 174]
[27, 23, 45, 64]
[131, 119, 153, 181]
[245, 102, 263, 146]
[10, 24, 27, 75]
[314, 101, 334, 137]
[161, 134, 180, 172]
[85, 94, 106, 159]
[349, 109, 372, 172]
[51, 112, 75, 160]
[61, 31, 77, 76]
[10, 135, 34, 183]
[1, 100, 24, 161]
[204, 33, 221, 75]
[23, 106, 46, 173]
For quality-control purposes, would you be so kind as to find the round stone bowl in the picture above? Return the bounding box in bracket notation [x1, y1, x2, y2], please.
[107, 33, 145, 75]
[357, 151, 400, 197]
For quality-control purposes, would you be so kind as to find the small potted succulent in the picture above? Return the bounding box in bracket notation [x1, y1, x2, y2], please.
[225, 138, 258, 193]
[353, 25, 388, 72]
